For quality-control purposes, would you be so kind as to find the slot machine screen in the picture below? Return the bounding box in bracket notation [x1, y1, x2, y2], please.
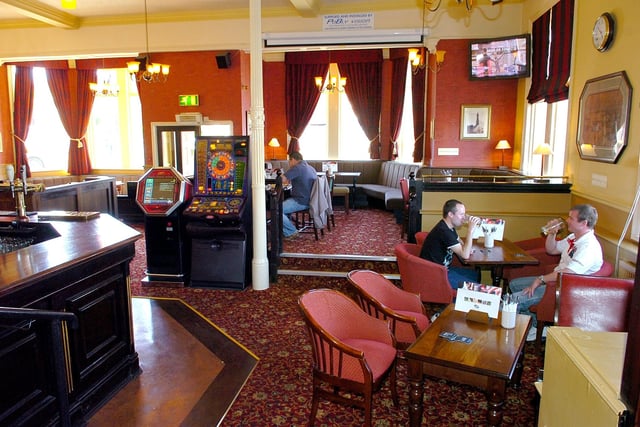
[142, 177, 179, 205]
[194, 137, 249, 197]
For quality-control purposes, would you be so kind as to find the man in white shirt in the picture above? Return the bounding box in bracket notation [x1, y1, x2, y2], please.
[510, 204, 603, 340]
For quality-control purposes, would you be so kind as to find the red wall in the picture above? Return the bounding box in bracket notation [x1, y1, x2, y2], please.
[432, 39, 518, 168]
[138, 50, 244, 167]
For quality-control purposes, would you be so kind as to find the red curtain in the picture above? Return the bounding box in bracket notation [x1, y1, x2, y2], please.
[389, 54, 408, 160]
[46, 68, 97, 175]
[285, 52, 329, 155]
[12, 67, 34, 177]
[411, 66, 426, 163]
[340, 61, 382, 159]
[527, 0, 573, 103]
[545, 0, 574, 103]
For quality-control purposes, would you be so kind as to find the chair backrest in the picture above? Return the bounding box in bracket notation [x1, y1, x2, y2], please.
[394, 243, 455, 304]
[554, 272, 634, 331]
[298, 289, 393, 382]
[347, 269, 424, 314]
[399, 178, 409, 204]
[415, 231, 429, 249]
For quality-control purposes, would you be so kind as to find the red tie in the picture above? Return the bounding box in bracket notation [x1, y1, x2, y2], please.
[568, 238, 576, 257]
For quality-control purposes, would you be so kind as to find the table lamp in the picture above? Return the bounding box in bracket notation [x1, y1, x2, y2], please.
[268, 138, 280, 159]
[533, 143, 553, 182]
[495, 140, 511, 169]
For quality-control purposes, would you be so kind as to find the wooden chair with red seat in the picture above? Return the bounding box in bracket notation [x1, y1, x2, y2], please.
[298, 289, 398, 427]
[529, 260, 613, 353]
[394, 243, 457, 308]
[554, 272, 634, 331]
[400, 178, 410, 239]
[347, 269, 430, 350]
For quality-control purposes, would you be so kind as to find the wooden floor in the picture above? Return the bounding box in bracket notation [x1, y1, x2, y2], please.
[87, 297, 258, 427]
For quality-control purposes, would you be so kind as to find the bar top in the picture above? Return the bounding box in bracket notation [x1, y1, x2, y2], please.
[0, 214, 141, 296]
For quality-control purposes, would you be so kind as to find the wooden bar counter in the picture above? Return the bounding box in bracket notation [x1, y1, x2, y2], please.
[0, 214, 141, 426]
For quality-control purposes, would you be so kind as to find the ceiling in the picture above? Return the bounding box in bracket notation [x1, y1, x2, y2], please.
[0, 0, 523, 29]
[0, 0, 376, 26]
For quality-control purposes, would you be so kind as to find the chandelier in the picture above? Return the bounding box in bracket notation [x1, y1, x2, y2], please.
[425, 0, 503, 13]
[89, 80, 119, 97]
[314, 72, 346, 93]
[126, 0, 170, 83]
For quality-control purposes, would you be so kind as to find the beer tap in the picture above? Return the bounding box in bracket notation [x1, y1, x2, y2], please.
[5, 164, 29, 223]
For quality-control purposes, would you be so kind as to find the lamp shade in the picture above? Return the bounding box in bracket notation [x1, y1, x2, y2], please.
[533, 143, 553, 156]
[495, 140, 511, 150]
[268, 138, 280, 148]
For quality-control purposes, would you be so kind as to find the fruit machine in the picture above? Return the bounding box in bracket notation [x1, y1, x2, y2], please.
[183, 136, 252, 289]
[135, 166, 192, 286]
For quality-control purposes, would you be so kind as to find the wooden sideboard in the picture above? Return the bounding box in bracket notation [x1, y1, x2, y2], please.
[0, 215, 140, 425]
[0, 176, 118, 217]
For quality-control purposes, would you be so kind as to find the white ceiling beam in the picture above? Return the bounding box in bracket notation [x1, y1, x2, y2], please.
[0, 0, 80, 29]
[288, 0, 319, 18]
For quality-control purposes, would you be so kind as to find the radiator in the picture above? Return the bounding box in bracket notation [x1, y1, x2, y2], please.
[618, 259, 636, 279]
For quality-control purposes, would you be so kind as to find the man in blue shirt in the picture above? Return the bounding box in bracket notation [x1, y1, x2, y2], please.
[281, 152, 317, 237]
[419, 199, 481, 289]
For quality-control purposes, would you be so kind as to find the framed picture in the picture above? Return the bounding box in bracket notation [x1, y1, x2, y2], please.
[460, 104, 491, 139]
[576, 71, 632, 164]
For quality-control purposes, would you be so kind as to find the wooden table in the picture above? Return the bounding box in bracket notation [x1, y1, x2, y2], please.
[405, 304, 531, 426]
[464, 238, 539, 290]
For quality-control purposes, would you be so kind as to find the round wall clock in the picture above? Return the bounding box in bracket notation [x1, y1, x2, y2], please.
[592, 12, 614, 52]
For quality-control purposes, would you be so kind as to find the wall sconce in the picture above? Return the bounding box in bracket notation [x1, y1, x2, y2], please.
[495, 139, 511, 169]
[268, 138, 280, 159]
[533, 143, 554, 182]
[408, 48, 445, 74]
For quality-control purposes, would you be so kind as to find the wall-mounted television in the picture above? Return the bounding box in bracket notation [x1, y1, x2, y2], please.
[469, 34, 531, 80]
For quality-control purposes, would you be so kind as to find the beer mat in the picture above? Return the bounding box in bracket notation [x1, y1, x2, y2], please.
[38, 211, 100, 221]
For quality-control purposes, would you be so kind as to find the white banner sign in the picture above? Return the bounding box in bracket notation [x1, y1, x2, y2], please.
[323, 13, 374, 31]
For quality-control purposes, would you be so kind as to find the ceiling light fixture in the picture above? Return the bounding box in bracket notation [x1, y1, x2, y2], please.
[425, 0, 503, 13]
[315, 72, 346, 93]
[61, 0, 76, 9]
[126, 0, 170, 83]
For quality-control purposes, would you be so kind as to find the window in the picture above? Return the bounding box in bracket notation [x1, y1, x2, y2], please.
[395, 61, 416, 163]
[522, 99, 568, 177]
[298, 64, 369, 160]
[22, 67, 143, 173]
[25, 67, 71, 172]
[87, 69, 144, 170]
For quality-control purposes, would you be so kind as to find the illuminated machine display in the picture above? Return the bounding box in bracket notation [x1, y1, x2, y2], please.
[184, 136, 252, 289]
[136, 167, 192, 285]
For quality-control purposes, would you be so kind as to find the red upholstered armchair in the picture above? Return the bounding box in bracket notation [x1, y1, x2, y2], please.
[555, 272, 634, 331]
[298, 289, 398, 427]
[394, 243, 457, 305]
[530, 260, 613, 353]
[347, 269, 430, 349]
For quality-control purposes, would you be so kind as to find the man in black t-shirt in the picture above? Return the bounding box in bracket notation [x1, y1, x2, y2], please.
[420, 199, 481, 289]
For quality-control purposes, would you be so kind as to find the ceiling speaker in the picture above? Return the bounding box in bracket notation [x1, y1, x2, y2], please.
[216, 53, 231, 69]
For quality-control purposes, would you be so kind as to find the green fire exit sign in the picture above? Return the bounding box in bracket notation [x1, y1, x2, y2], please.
[179, 94, 199, 106]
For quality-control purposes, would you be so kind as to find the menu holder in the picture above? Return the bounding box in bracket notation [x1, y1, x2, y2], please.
[471, 218, 506, 241]
[455, 281, 502, 320]
[466, 309, 491, 325]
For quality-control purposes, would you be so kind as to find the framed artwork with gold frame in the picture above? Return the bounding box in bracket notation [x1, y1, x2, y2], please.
[576, 71, 632, 163]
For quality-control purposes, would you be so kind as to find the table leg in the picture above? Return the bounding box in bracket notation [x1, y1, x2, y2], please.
[511, 347, 526, 389]
[407, 359, 424, 427]
[351, 176, 357, 210]
[491, 265, 505, 290]
[486, 377, 507, 426]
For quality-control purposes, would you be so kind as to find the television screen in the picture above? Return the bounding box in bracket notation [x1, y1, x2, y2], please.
[469, 34, 530, 80]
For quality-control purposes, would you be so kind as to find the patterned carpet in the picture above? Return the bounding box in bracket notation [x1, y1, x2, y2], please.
[129, 209, 542, 426]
